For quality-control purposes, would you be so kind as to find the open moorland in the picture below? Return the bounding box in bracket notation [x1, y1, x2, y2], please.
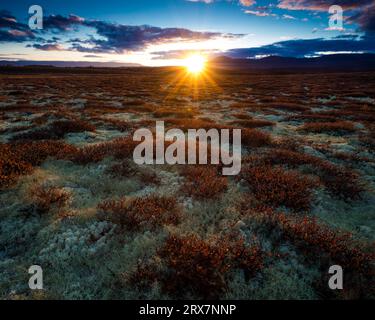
[0, 67, 374, 299]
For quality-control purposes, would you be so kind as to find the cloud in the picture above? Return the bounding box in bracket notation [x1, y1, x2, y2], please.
[152, 35, 375, 60]
[43, 14, 85, 32]
[282, 14, 297, 20]
[71, 20, 242, 53]
[244, 10, 275, 17]
[69, 42, 110, 54]
[225, 36, 375, 58]
[243, 4, 277, 17]
[0, 10, 26, 29]
[0, 10, 35, 42]
[187, 0, 255, 6]
[0, 29, 35, 42]
[349, 3, 375, 32]
[42, 14, 243, 53]
[277, 0, 373, 11]
[27, 43, 64, 51]
[151, 49, 220, 60]
[239, 0, 256, 6]
[0, 10, 242, 52]
[277, 1, 375, 34]
[83, 54, 103, 58]
[187, 0, 215, 3]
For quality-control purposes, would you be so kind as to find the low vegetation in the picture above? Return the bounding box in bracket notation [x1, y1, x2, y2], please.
[97, 195, 181, 231]
[0, 69, 374, 300]
[299, 121, 356, 134]
[126, 233, 264, 299]
[180, 165, 228, 199]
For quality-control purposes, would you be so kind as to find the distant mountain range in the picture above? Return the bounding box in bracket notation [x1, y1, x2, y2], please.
[0, 53, 374, 71]
[210, 54, 375, 71]
[0, 60, 141, 68]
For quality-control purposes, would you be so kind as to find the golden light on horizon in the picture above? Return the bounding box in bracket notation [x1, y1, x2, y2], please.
[163, 53, 220, 102]
[183, 54, 207, 75]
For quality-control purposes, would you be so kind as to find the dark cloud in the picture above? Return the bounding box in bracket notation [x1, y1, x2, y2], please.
[0, 10, 241, 51]
[277, 0, 373, 11]
[27, 43, 64, 51]
[0, 10, 31, 31]
[0, 10, 35, 42]
[81, 21, 240, 52]
[187, 1, 256, 6]
[278, 0, 375, 34]
[226, 36, 375, 58]
[349, 3, 375, 33]
[43, 14, 84, 32]
[333, 33, 359, 40]
[41, 13, 242, 53]
[38, 13, 242, 52]
[69, 42, 110, 53]
[0, 29, 35, 42]
[83, 54, 103, 58]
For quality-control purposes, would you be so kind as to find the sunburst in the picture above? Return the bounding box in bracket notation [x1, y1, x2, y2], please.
[183, 54, 206, 75]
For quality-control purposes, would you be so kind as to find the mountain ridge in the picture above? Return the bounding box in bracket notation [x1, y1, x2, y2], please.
[0, 60, 141, 68]
[210, 53, 375, 70]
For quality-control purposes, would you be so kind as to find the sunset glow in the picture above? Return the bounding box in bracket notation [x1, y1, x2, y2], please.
[184, 54, 206, 74]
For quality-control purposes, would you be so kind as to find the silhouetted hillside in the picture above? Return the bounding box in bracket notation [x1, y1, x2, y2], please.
[211, 54, 375, 71]
[0, 60, 141, 68]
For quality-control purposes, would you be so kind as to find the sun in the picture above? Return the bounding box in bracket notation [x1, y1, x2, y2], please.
[184, 54, 207, 75]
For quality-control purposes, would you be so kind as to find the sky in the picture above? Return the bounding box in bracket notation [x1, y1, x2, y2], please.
[0, 0, 374, 66]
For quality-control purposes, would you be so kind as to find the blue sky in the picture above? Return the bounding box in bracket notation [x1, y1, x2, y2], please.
[0, 0, 374, 65]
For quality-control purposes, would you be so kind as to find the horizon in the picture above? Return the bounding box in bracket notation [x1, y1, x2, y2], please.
[1, 52, 375, 69]
[1, 0, 375, 66]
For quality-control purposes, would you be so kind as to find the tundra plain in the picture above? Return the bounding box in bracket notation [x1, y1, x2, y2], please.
[0, 67, 374, 300]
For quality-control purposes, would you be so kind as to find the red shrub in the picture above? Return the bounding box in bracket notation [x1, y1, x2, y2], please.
[286, 113, 337, 122]
[28, 185, 71, 214]
[269, 102, 309, 112]
[332, 152, 371, 164]
[240, 165, 319, 212]
[299, 121, 356, 134]
[10, 128, 57, 141]
[259, 149, 364, 200]
[69, 144, 108, 165]
[69, 137, 137, 165]
[97, 118, 131, 132]
[232, 113, 253, 120]
[107, 161, 160, 185]
[11, 119, 96, 141]
[242, 128, 273, 148]
[50, 119, 96, 135]
[275, 136, 303, 151]
[97, 195, 181, 230]
[180, 165, 228, 199]
[164, 118, 221, 131]
[317, 161, 364, 200]
[127, 234, 264, 299]
[153, 109, 197, 119]
[0, 141, 76, 189]
[0, 144, 33, 189]
[249, 209, 374, 298]
[229, 119, 275, 129]
[12, 141, 77, 166]
[262, 148, 320, 168]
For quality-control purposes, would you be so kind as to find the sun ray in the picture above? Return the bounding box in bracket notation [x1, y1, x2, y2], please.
[183, 54, 207, 75]
[162, 56, 221, 103]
